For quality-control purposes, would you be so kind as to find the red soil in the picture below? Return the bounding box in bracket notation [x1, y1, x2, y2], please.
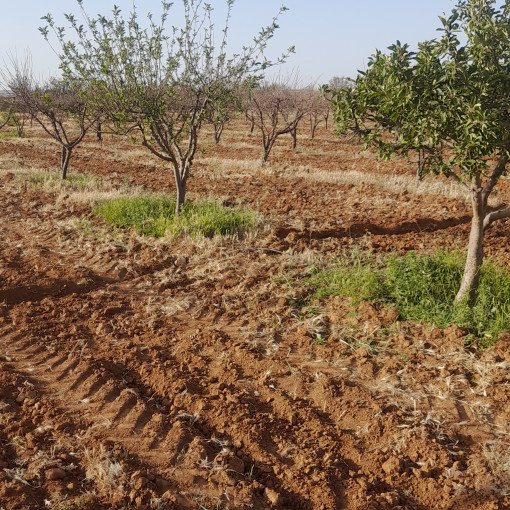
[0, 123, 508, 509]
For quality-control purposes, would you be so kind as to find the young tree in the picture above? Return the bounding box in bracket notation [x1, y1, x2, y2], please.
[333, 0, 510, 303]
[41, 0, 292, 214]
[306, 88, 329, 139]
[5, 62, 94, 179]
[205, 81, 242, 144]
[244, 81, 311, 163]
[0, 97, 13, 132]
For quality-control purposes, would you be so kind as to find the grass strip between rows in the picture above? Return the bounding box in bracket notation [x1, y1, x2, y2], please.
[304, 249, 510, 345]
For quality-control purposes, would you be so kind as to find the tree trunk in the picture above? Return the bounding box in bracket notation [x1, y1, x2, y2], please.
[324, 111, 329, 129]
[310, 121, 317, 139]
[61, 147, 71, 180]
[173, 161, 189, 216]
[455, 187, 485, 303]
[262, 138, 275, 164]
[214, 123, 224, 144]
[290, 127, 297, 149]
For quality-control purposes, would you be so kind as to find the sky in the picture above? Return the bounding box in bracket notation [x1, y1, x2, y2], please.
[0, 0, 457, 86]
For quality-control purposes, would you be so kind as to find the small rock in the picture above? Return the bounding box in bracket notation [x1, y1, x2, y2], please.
[96, 322, 113, 335]
[412, 467, 424, 478]
[155, 477, 172, 492]
[45, 468, 66, 480]
[385, 307, 399, 323]
[162, 491, 174, 501]
[265, 488, 280, 505]
[174, 255, 188, 268]
[174, 494, 193, 508]
[227, 455, 245, 474]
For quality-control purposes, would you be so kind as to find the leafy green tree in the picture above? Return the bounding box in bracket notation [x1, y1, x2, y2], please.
[41, 0, 292, 214]
[333, 0, 510, 303]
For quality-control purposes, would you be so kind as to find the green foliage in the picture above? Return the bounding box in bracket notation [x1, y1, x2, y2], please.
[0, 129, 20, 139]
[333, 0, 510, 181]
[93, 194, 258, 239]
[332, 0, 510, 303]
[304, 249, 510, 343]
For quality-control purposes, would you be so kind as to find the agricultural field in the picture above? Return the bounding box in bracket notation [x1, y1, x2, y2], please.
[0, 120, 509, 510]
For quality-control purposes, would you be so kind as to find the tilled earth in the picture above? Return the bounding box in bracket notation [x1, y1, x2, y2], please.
[0, 124, 509, 509]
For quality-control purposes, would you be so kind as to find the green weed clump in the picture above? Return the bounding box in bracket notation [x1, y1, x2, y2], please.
[0, 129, 20, 139]
[26, 171, 104, 191]
[93, 194, 258, 239]
[305, 249, 510, 344]
[307, 249, 386, 304]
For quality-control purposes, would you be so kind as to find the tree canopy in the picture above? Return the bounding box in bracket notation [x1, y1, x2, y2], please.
[332, 0, 510, 303]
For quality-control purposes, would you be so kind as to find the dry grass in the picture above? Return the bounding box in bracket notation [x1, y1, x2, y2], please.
[83, 445, 124, 497]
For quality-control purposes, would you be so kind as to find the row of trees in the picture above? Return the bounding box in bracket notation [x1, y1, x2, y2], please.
[0, 1, 333, 208]
[34, 0, 298, 214]
[0, 67, 332, 177]
[3, 0, 507, 310]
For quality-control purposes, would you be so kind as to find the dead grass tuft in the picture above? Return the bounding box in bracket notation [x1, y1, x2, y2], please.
[83, 445, 124, 496]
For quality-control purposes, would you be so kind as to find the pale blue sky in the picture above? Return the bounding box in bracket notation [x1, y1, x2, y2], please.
[0, 0, 455, 84]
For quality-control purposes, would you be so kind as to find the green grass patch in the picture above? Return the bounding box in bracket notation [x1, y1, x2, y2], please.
[307, 249, 386, 305]
[303, 249, 510, 344]
[0, 129, 20, 139]
[93, 194, 259, 239]
[26, 171, 105, 192]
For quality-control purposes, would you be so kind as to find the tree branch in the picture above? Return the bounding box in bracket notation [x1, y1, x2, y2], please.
[483, 207, 510, 230]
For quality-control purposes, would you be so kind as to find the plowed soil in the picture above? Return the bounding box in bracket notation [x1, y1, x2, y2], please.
[0, 122, 509, 510]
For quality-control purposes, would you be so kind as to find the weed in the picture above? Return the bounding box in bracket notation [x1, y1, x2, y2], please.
[385, 250, 510, 344]
[0, 129, 20, 139]
[306, 250, 386, 305]
[25, 171, 106, 192]
[83, 445, 123, 496]
[297, 248, 510, 343]
[93, 194, 259, 239]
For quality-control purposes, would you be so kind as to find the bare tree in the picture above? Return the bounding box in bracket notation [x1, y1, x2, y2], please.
[244, 80, 311, 163]
[305, 88, 329, 139]
[328, 75, 353, 91]
[0, 96, 13, 132]
[3, 60, 94, 178]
